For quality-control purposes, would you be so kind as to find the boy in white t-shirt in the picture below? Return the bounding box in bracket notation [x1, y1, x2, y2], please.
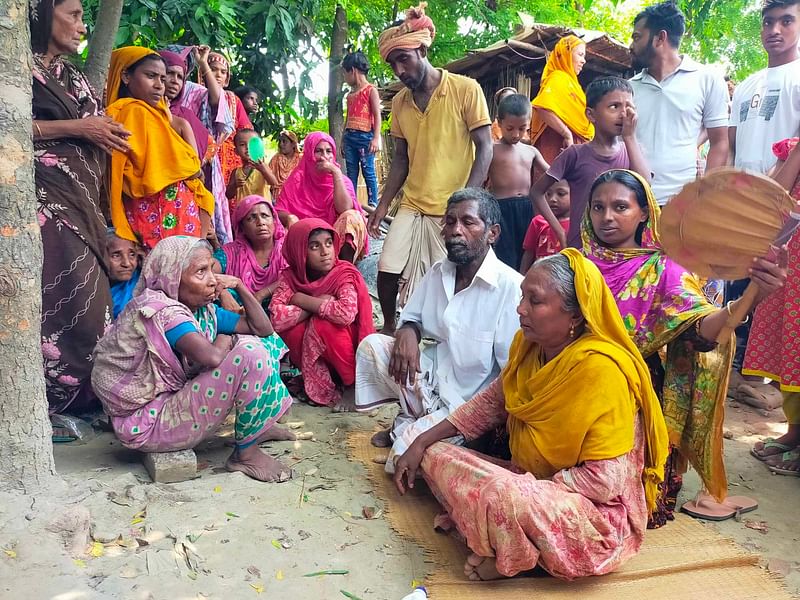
[729, 0, 800, 173]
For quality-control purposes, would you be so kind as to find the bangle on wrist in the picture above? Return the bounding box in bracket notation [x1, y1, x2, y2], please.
[33, 121, 42, 138]
[725, 300, 750, 325]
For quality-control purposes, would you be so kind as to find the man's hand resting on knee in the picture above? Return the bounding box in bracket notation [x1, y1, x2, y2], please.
[388, 324, 421, 386]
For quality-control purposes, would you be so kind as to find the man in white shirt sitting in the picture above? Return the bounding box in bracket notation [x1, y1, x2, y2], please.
[354, 188, 523, 470]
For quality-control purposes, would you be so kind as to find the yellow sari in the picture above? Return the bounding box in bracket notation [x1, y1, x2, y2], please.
[503, 249, 668, 511]
[530, 35, 595, 145]
[105, 46, 214, 242]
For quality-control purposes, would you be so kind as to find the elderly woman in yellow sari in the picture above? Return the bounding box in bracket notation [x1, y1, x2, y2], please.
[106, 47, 215, 251]
[581, 169, 787, 524]
[393, 250, 668, 581]
[530, 35, 594, 174]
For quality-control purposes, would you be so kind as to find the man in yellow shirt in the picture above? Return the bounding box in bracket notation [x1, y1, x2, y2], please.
[368, 3, 492, 333]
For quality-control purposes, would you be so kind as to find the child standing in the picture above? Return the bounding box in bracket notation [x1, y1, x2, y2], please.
[519, 179, 570, 274]
[226, 129, 278, 212]
[486, 94, 550, 270]
[530, 77, 650, 249]
[490, 86, 517, 141]
[342, 51, 382, 208]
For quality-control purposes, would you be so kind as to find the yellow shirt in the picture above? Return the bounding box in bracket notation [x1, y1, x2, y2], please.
[390, 70, 491, 215]
[233, 167, 272, 209]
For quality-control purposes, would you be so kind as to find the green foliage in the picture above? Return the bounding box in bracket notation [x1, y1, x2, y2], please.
[679, 0, 766, 80]
[82, 0, 768, 136]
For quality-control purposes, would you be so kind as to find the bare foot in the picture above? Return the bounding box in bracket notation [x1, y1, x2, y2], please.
[332, 386, 358, 413]
[464, 553, 504, 581]
[225, 446, 292, 482]
[370, 428, 392, 448]
[224, 426, 296, 447]
[257, 425, 297, 443]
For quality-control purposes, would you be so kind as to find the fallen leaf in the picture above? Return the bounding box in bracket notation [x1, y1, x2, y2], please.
[188, 571, 198, 580]
[115, 535, 138, 550]
[271, 540, 282, 550]
[250, 582, 265, 594]
[3, 550, 16, 559]
[411, 579, 423, 588]
[304, 569, 350, 577]
[89, 542, 104, 558]
[74, 559, 87, 569]
[213, 486, 222, 493]
[226, 512, 240, 519]
[248, 565, 262, 578]
[187, 533, 203, 543]
[276, 570, 284, 580]
[744, 519, 769, 534]
[361, 506, 383, 520]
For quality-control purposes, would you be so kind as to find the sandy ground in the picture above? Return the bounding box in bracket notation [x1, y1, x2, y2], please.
[1, 241, 798, 598]
[0, 396, 797, 600]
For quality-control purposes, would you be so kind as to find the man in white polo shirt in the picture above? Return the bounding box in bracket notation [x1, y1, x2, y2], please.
[629, 1, 729, 206]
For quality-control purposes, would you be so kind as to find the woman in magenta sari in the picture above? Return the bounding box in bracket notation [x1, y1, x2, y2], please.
[161, 45, 235, 244]
[581, 169, 786, 524]
[275, 132, 368, 262]
[214, 195, 287, 310]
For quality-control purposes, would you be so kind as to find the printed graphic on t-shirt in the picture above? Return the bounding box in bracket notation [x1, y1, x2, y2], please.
[758, 94, 779, 121]
[740, 89, 781, 122]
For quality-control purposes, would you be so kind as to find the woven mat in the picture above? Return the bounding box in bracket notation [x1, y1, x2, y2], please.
[347, 430, 795, 599]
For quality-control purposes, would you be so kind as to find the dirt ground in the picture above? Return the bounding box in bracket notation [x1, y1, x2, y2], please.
[0, 398, 798, 599]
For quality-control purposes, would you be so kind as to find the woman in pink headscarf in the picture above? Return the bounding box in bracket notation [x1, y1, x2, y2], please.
[214, 195, 287, 309]
[275, 131, 368, 262]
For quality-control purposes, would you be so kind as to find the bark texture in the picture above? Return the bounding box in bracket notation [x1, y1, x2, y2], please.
[327, 3, 347, 159]
[0, 0, 57, 491]
[83, 0, 123, 93]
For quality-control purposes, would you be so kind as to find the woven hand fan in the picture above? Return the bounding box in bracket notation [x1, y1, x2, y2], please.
[660, 168, 798, 343]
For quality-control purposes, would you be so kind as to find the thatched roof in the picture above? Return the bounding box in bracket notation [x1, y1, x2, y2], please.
[381, 22, 632, 106]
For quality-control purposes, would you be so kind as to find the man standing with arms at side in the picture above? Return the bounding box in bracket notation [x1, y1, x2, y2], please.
[628, 1, 730, 206]
[368, 3, 493, 333]
[727, 0, 800, 387]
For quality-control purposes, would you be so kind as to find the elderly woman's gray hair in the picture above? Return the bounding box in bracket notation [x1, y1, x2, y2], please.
[531, 253, 580, 314]
[180, 238, 214, 271]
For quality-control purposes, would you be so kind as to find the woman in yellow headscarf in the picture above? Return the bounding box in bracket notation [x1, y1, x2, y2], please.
[106, 46, 215, 251]
[530, 35, 595, 170]
[393, 250, 669, 581]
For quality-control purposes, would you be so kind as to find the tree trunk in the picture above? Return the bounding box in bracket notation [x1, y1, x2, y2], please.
[327, 3, 347, 159]
[83, 0, 124, 93]
[0, 0, 58, 492]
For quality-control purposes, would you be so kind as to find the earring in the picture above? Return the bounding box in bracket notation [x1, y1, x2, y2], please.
[569, 324, 575, 338]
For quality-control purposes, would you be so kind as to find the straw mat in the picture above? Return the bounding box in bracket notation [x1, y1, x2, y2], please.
[347, 429, 795, 599]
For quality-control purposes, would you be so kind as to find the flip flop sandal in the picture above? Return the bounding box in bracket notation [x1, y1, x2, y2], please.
[750, 438, 793, 461]
[681, 492, 758, 521]
[767, 449, 800, 477]
[51, 426, 78, 443]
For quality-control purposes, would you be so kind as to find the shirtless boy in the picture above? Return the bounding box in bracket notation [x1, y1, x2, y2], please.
[487, 94, 549, 270]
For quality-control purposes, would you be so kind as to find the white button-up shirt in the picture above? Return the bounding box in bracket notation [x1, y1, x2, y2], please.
[398, 248, 523, 410]
[630, 56, 729, 205]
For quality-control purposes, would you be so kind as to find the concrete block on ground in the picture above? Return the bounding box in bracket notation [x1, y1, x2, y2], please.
[142, 449, 197, 483]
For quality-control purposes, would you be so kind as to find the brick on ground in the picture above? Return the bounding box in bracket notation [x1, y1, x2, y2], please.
[142, 449, 197, 483]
